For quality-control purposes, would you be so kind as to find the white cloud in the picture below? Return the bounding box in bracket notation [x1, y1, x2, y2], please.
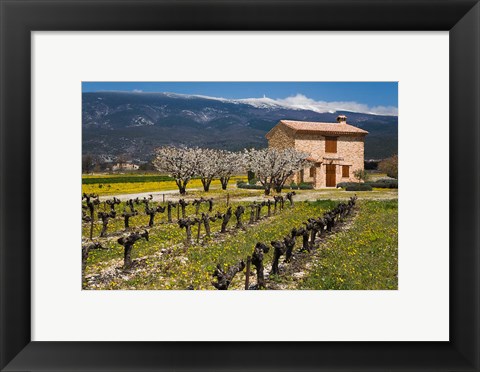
[272, 94, 398, 116]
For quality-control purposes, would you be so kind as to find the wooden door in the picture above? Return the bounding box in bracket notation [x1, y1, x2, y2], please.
[326, 164, 336, 187]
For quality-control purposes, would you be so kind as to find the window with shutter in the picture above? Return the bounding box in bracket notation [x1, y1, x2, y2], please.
[325, 137, 337, 153]
[342, 165, 349, 178]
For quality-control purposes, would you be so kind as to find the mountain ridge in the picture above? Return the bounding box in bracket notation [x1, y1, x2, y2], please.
[82, 91, 398, 161]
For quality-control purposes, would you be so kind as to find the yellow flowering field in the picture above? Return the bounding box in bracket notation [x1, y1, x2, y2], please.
[299, 200, 398, 289]
[82, 177, 248, 196]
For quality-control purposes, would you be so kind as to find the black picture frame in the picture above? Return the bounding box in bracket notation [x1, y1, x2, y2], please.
[1, 0, 479, 371]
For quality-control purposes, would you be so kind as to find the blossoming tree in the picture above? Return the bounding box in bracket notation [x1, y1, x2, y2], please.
[244, 148, 310, 195]
[153, 146, 200, 195]
[216, 150, 246, 190]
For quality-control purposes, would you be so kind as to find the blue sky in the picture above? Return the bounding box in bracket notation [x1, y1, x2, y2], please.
[82, 82, 398, 115]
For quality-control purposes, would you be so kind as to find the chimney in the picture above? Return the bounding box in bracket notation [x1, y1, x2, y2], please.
[336, 115, 347, 124]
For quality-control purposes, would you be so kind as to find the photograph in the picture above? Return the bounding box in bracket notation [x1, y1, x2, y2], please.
[3, 0, 479, 369]
[81, 81, 398, 290]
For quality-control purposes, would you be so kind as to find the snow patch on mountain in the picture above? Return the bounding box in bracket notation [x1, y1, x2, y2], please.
[160, 92, 398, 116]
[127, 116, 154, 128]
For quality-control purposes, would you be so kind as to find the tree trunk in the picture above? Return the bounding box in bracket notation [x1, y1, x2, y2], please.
[117, 231, 148, 269]
[175, 179, 188, 195]
[257, 204, 263, 221]
[310, 229, 316, 247]
[221, 219, 228, 233]
[82, 242, 103, 277]
[284, 236, 296, 263]
[236, 214, 243, 228]
[252, 243, 269, 288]
[302, 233, 310, 252]
[185, 225, 192, 244]
[178, 218, 195, 246]
[89, 219, 94, 240]
[220, 176, 229, 190]
[82, 246, 89, 277]
[234, 206, 244, 229]
[270, 241, 286, 275]
[221, 208, 232, 233]
[326, 215, 334, 232]
[317, 221, 325, 238]
[181, 205, 186, 218]
[203, 216, 211, 237]
[212, 260, 246, 290]
[286, 192, 296, 207]
[148, 213, 155, 227]
[88, 201, 95, 239]
[123, 244, 133, 269]
[201, 178, 211, 192]
[249, 206, 255, 224]
[197, 220, 202, 242]
[100, 220, 108, 237]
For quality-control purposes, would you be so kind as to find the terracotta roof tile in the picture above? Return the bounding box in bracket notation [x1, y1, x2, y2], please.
[279, 120, 368, 135]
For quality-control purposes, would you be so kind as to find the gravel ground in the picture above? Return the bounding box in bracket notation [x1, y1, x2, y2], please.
[99, 187, 398, 203]
[98, 188, 203, 202]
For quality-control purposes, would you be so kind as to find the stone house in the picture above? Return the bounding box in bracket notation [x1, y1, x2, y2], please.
[112, 162, 139, 171]
[266, 115, 368, 188]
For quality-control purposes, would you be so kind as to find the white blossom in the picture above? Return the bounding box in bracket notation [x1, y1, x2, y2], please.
[195, 148, 222, 191]
[244, 148, 310, 194]
[153, 146, 201, 194]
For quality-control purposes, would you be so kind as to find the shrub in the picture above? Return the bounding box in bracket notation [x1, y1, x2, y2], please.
[345, 183, 372, 191]
[378, 155, 398, 179]
[237, 182, 264, 190]
[289, 182, 298, 190]
[377, 178, 397, 184]
[336, 182, 358, 189]
[367, 178, 398, 189]
[353, 169, 368, 182]
[299, 182, 314, 190]
[248, 178, 258, 186]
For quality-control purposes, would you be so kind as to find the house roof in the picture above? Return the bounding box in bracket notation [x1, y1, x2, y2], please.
[266, 120, 368, 138]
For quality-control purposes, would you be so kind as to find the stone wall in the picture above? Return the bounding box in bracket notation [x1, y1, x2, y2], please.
[266, 125, 295, 149]
[294, 133, 326, 159]
[335, 136, 365, 183]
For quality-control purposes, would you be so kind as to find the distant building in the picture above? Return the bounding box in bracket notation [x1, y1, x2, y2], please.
[112, 162, 139, 171]
[266, 115, 368, 188]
